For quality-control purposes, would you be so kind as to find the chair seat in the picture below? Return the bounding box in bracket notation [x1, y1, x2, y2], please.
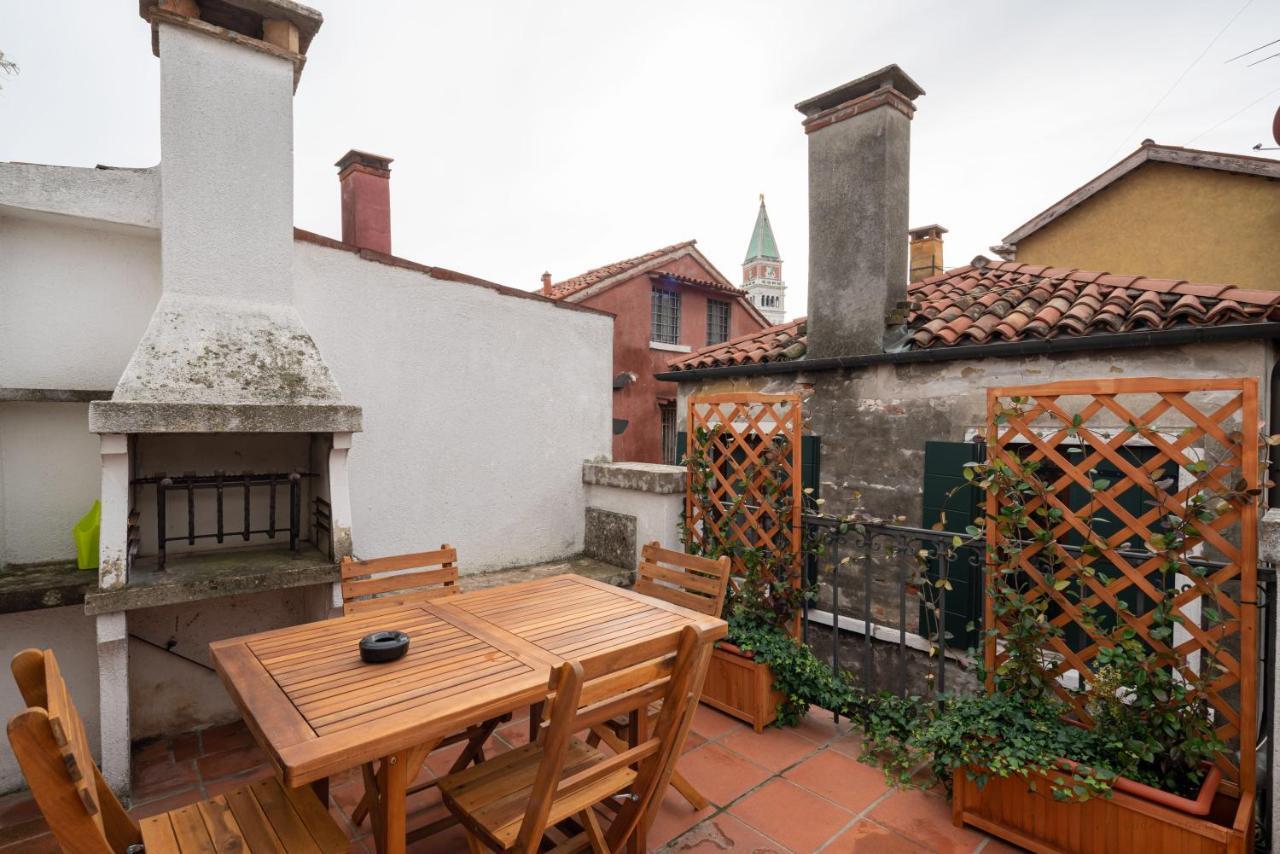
[139, 775, 347, 853]
[439, 736, 636, 850]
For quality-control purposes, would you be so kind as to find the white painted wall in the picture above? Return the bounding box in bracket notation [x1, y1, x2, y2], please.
[0, 214, 160, 390]
[0, 606, 99, 793]
[294, 240, 614, 571]
[0, 403, 103, 566]
[585, 483, 684, 566]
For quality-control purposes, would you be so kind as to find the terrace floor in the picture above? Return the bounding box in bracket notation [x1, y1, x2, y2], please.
[0, 704, 1011, 853]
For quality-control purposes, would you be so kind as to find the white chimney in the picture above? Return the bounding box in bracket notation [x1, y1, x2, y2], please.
[91, 0, 359, 434]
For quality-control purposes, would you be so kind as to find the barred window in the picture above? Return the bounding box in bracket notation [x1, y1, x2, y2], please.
[706, 299, 731, 345]
[660, 402, 678, 465]
[651, 288, 681, 344]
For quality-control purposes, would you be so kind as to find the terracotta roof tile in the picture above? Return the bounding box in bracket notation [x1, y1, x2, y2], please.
[666, 261, 1280, 371]
[547, 240, 697, 299]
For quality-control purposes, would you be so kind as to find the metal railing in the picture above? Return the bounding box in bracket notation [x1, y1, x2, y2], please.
[801, 512, 1277, 848]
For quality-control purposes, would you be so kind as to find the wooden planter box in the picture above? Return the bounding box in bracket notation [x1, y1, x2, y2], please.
[699, 641, 783, 732]
[952, 767, 1254, 854]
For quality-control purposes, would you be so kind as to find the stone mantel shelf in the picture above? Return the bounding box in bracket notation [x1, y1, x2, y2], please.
[83, 544, 339, 615]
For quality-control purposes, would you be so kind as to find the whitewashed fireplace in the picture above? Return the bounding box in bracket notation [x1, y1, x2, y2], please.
[84, 0, 360, 792]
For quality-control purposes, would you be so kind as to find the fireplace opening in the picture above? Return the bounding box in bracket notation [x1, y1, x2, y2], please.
[124, 433, 336, 576]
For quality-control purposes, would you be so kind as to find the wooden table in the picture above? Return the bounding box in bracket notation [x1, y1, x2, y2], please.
[210, 574, 727, 854]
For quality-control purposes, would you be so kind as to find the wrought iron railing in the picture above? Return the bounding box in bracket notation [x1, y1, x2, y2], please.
[801, 512, 1277, 849]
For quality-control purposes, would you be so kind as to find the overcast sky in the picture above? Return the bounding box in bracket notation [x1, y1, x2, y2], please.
[2, 1, 1278, 320]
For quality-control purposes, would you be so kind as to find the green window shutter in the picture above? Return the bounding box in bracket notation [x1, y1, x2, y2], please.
[676, 431, 687, 466]
[921, 440, 985, 650]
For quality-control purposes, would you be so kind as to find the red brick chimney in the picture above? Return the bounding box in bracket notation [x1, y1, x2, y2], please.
[335, 150, 393, 254]
[541, 272, 553, 295]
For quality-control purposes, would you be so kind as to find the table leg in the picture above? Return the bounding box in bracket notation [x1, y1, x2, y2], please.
[374, 749, 410, 854]
[310, 776, 329, 808]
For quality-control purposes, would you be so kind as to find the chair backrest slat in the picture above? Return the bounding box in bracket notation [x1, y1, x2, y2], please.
[341, 545, 460, 615]
[8, 649, 141, 853]
[633, 542, 731, 618]
[515, 624, 714, 853]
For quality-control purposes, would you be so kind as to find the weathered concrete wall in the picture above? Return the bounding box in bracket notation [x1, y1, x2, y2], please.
[0, 606, 99, 793]
[0, 214, 160, 390]
[294, 239, 613, 571]
[0, 403, 102, 566]
[583, 461, 685, 568]
[679, 339, 1273, 524]
[127, 588, 319, 740]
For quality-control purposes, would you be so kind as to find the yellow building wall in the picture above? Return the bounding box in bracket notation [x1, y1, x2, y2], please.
[1015, 162, 1280, 291]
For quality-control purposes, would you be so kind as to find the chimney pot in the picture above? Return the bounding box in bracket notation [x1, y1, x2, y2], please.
[336, 149, 393, 255]
[541, 272, 554, 295]
[909, 224, 946, 282]
[798, 64, 924, 358]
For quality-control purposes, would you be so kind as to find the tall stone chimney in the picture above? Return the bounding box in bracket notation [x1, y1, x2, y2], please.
[909, 224, 946, 282]
[796, 65, 924, 358]
[336, 150, 393, 254]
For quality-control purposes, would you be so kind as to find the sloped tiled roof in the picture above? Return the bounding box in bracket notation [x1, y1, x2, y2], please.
[547, 240, 697, 299]
[650, 271, 746, 297]
[666, 260, 1280, 371]
[670, 317, 807, 370]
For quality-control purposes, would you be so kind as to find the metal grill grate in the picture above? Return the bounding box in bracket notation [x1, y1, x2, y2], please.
[651, 287, 681, 345]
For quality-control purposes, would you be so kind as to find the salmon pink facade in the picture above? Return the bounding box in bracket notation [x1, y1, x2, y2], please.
[545, 242, 768, 463]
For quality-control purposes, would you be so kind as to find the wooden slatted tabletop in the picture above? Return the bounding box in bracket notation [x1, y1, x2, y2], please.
[210, 573, 726, 854]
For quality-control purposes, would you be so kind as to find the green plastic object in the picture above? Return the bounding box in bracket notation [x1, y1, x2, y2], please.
[74, 500, 101, 571]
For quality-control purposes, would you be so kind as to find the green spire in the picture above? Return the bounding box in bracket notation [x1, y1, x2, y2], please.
[743, 194, 781, 263]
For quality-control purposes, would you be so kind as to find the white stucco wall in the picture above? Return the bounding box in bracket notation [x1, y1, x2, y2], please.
[0, 214, 160, 390]
[0, 606, 99, 793]
[158, 24, 294, 305]
[585, 482, 684, 567]
[0, 403, 103, 566]
[294, 240, 613, 571]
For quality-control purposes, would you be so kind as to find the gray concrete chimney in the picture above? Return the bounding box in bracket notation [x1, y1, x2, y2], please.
[796, 65, 924, 358]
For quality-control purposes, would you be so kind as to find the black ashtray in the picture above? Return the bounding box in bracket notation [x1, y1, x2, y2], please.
[359, 631, 410, 663]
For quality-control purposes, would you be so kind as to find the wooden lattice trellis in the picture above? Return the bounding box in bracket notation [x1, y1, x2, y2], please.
[985, 377, 1260, 796]
[684, 393, 803, 604]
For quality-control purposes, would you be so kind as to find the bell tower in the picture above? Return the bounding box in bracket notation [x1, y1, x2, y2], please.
[742, 195, 785, 324]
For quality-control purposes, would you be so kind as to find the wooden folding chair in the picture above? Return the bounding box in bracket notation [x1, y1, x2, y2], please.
[343, 546, 510, 831]
[589, 543, 731, 810]
[437, 623, 715, 853]
[340, 544, 462, 613]
[7, 648, 347, 853]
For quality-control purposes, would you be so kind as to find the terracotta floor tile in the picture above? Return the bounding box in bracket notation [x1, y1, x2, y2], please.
[728, 779, 852, 852]
[868, 788, 985, 854]
[828, 731, 867, 760]
[331, 778, 370, 817]
[171, 731, 201, 762]
[646, 785, 715, 850]
[690, 705, 744, 741]
[0, 831, 59, 853]
[782, 748, 890, 814]
[133, 756, 199, 801]
[196, 742, 268, 781]
[667, 812, 792, 852]
[792, 708, 852, 746]
[131, 736, 172, 765]
[826, 818, 927, 853]
[0, 791, 42, 831]
[682, 730, 707, 753]
[199, 719, 253, 755]
[978, 839, 1026, 853]
[496, 720, 532, 749]
[719, 726, 821, 773]
[0, 813, 48, 849]
[675, 742, 772, 807]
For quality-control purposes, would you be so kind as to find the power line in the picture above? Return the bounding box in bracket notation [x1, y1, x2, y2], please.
[1246, 49, 1280, 67]
[1226, 37, 1280, 63]
[1184, 83, 1280, 146]
[1106, 0, 1255, 160]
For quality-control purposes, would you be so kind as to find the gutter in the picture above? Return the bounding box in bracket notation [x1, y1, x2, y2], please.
[654, 322, 1280, 382]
